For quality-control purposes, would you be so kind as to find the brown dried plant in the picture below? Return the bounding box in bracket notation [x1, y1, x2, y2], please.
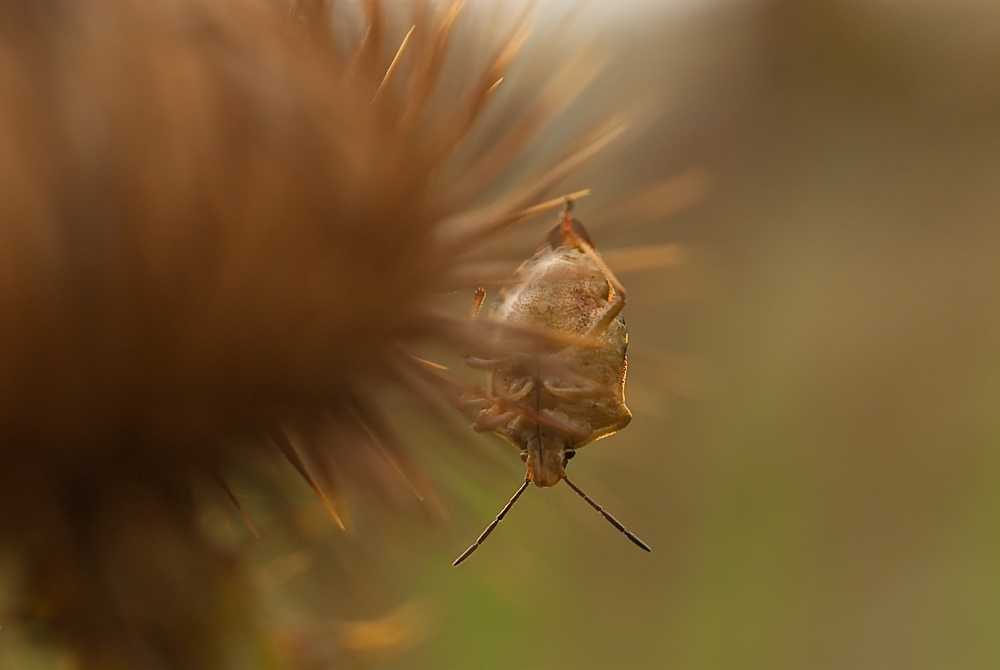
[0, 0, 618, 668]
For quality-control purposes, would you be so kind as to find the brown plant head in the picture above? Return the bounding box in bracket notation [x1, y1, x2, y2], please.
[0, 0, 617, 667]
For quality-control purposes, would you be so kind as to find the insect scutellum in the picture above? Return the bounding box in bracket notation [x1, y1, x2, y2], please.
[453, 198, 650, 566]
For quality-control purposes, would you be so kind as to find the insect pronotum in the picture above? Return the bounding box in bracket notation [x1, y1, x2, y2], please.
[454, 201, 650, 565]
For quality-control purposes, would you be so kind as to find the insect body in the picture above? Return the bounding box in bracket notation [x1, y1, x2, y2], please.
[454, 205, 650, 565]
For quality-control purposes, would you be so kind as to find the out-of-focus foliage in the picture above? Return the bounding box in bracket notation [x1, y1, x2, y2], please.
[0, 0, 621, 667]
[382, 1, 1000, 669]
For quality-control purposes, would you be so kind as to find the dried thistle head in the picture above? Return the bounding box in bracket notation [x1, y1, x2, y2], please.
[0, 0, 617, 667]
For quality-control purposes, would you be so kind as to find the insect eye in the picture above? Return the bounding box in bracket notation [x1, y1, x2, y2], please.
[520, 452, 529, 462]
[564, 449, 576, 462]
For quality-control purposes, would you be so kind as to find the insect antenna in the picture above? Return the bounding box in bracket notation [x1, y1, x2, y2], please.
[563, 475, 651, 552]
[453, 475, 531, 566]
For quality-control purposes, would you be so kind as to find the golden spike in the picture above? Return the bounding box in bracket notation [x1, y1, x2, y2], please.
[514, 188, 591, 221]
[213, 471, 259, 539]
[600, 243, 686, 274]
[402, 0, 467, 127]
[435, 120, 627, 253]
[373, 25, 415, 102]
[271, 429, 345, 530]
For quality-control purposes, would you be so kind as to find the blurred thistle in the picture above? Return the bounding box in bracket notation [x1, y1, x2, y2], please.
[0, 0, 623, 667]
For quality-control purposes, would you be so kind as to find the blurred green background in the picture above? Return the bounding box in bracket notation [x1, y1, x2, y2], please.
[382, 1, 1000, 668]
[212, 1, 1000, 669]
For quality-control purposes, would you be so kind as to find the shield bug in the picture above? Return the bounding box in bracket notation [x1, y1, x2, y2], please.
[454, 202, 650, 565]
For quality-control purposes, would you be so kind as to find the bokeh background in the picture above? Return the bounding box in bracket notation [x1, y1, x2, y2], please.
[4, 0, 1000, 668]
[391, 1, 1000, 668]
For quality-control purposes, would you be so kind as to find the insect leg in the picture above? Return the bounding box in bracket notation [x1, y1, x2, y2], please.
[456, 391, 493, 412]
[538, 357, 606, 393]
[470, 286, 487, 320]
[488, 401, 589, 440]
[542, 379, 607, 400]
[562, 475, 651, 552]
[453, 475, 531, 566]
[459, 374, 532, 415]
[471, 409, 519, 434]
[464, 352, 531, 371]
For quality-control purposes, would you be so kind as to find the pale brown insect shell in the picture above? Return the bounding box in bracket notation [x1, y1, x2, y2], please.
[484, 233, 632, 488]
